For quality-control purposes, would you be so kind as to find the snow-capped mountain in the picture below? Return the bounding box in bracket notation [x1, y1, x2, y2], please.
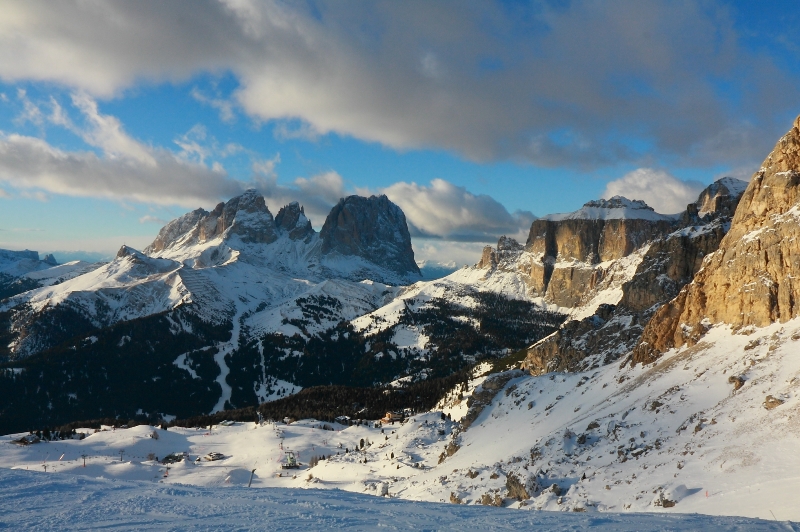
[0, 190, 564, 433]
[144, 189, 420, 285]
[543, 196, 677, 221]
[1, 115, 799, 524]
[0, 173, 750, 434]
[0, 249, 57, 277]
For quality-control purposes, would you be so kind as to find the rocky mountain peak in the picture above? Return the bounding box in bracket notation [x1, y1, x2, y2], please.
[144, 190, 279, 255]
[695, 177, 748, 218]
[634, 114, 800, 364]
[545, 196, 671, 222]
[209, 189, 278, 244]
[144, 208, 209, 254]
[477, 237, 523, 269]
[320, 194, 420, 277]
[275, 201, 314, 241]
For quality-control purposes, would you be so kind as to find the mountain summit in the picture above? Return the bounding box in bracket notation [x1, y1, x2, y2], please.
[143, 190, 420, 284]
[320, 194, 420, 278]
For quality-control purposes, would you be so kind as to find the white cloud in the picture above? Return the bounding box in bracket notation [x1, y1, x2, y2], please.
[139, 215, 168, 225]
[69, 93, 156, 165]
[602, 168, 705, 214]
[0, 133, 244, 207]
[411, 238, 486, 268]
[190, 87, 236, 123]
[0, 95, 261, 208]
[383, 178, 533, 242]
[252, 170, 346, 227]
[0, 1, 796, 168]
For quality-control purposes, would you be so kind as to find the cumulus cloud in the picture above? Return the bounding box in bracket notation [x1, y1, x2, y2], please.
[0, 133, 245, 207]
[412, 239, 487, 268]
[602, 168, 705, 214]
[139, 215, 168, 225]
[383, 179, 533, 242]
[0, 1, 797, 168]
[251, 170, 347, 227]
[0, 94, 259, 207]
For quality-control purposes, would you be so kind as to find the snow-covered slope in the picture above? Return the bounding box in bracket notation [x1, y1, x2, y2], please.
[0, 249, 58, 277]
[544, 196, 678, 221]
[4, 317, 797, 523]
[0, 469, 782, 531]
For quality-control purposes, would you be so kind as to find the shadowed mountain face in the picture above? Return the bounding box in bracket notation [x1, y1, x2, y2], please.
[320, 195, 420, 278]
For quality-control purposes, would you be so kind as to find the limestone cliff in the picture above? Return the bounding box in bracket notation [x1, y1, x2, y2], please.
[522, 179, 746, 375]
[320, 195, 420, 278]
[480, 197, 677, 307]
[144, 189, 279, 254]
[634, 115, 800, 364]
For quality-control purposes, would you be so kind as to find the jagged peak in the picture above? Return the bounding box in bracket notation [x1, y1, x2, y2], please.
[275, 201, 314, 241]
[695, 177, 749, 218]
[320, 194, 420, 278]
[496, 236, 523, 251]
[544, 196, 672, 222]
[116, 245, 146, 260]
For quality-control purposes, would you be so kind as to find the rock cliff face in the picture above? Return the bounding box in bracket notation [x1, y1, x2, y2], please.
[634, 115, 800, 364]
[275, 202, 314, 242]
[478, 197, 674, 307]
[320, 195, 420, 277]
[477, 236, 523, 270]
[145, 189, 279, 254]
[696, 177, 748, 218]
[522, 179, 747, 375]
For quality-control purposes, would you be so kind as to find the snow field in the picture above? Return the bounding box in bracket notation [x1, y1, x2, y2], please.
[2, 319, 800, 526]
[0, 468, 786, 531]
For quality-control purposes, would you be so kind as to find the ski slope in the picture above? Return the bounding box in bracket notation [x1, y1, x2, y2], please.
[3, 315, 799, 523]
[0, 468, 785, 531]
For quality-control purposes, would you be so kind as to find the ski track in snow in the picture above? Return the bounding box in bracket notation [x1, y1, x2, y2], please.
[0, 468, 788, 531]
[211, 280, 246, 414]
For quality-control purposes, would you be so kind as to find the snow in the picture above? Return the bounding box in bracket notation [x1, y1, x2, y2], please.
[4, 318, 800, 523]
[715, 177, 749, 196]
[0, 469, 784, 531]
[545, 197, 674, 222]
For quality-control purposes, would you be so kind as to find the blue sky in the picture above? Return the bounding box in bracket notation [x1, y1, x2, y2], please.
[0, 1, 799, 266]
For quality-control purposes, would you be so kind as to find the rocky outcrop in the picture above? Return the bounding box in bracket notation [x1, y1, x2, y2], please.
[522, 179, 747, 375]
[521, 304, 643, 375]
[696, 177, 748, 219]
[521, 197, 676, 306]
[320, 195, 420, 278]
[634, 115, 800, 364]
[144, 208, 208, 254]
[619, 220, 729, 313]
[477, 236, 523, 270]
[200, 189, 279, 245]
[145, 189, 279, 254]
[275, 201, 314, 241]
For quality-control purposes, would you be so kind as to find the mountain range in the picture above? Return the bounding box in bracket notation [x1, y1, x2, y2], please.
[1, 114, 800, 520]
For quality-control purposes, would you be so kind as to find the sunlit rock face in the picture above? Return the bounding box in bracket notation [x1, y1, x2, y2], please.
[635, 115, 800, 364]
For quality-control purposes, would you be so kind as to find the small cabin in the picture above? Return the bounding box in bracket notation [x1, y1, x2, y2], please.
[381, 411, 404, 424]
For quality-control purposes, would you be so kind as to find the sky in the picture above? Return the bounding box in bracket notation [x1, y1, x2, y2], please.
[0, 0, 799, 267]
